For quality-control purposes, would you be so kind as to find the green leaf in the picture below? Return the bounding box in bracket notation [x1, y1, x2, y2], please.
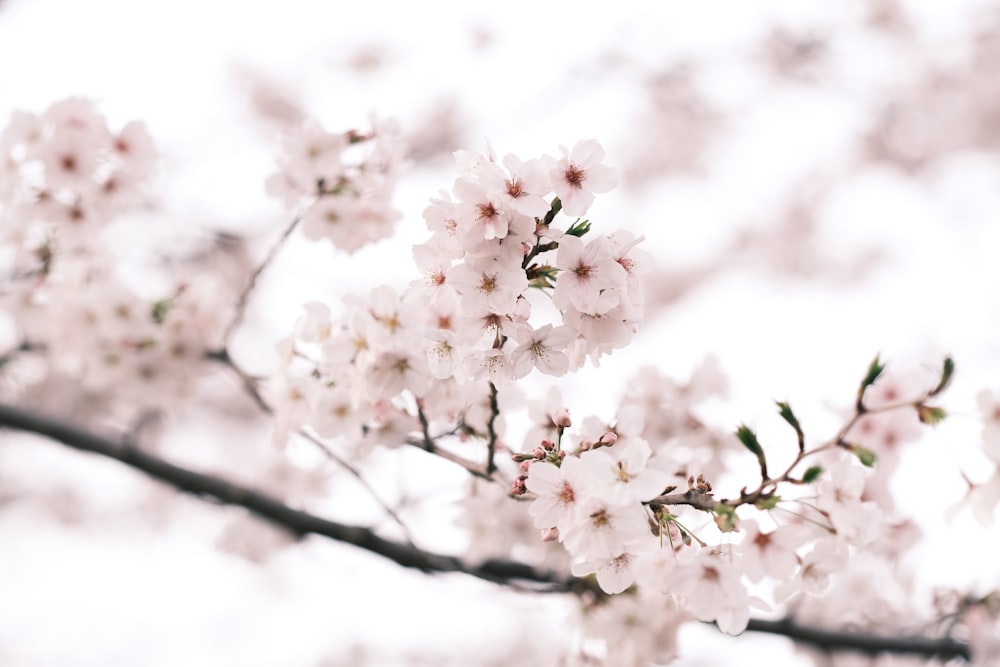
[853, 444, 878, 468]
[917, 404, 947, 425]
[565, 218, 591, 238]
[542, 198, 562, 226]
[735, 424, 768, 480]
[801, 465, 824, 484]
[525, 264, 558, 289]
[754, 495, 781, 511]
[856, 354, 886, 411]
[929, 357, 955, 397]
[713, 504, 739, 532]
[776, 400, 805, 452]
[151, 298, 172, 325]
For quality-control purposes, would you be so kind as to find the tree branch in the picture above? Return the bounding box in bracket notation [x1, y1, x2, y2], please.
[645, 489, 721, 512]
[0, 401, 581, 593]
[485, 381, 500, 475]
[206, 347, 418, 545]
[744, 618, 971, 661]
[0, 401, 973, 662]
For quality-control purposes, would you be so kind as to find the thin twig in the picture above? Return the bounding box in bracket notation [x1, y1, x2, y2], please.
[412, 405, 497, 482]
[205, 347, 417, 546]
[222, 215, 301, 347]
[404, 435, 493, 481]
[296, 427, 419, 549]
[644, 490, 721, 513]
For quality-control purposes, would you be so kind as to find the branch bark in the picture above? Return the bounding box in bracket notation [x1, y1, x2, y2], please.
[744, 618, 970, 661]
[0, 401, 581, 592]
[0, 401, 972, 662]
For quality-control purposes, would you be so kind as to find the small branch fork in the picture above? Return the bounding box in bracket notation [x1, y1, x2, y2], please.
[0, 401, 972, 662]
[205, 347, 417, 547]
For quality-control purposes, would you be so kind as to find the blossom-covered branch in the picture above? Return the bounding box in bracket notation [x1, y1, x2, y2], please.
[0, 400, 973, 661]
[4, 97, 998, 666]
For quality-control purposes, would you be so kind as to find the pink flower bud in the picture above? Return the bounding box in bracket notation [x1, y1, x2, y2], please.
[541, 438, 555, 450]
[553, 408, 572, 428]
[599, 431, 618, 445]
[540, 527, 560, 542]
[519, 461, 531, 472]
[512, 476, 527, 495]
[533, 447, 546, 460]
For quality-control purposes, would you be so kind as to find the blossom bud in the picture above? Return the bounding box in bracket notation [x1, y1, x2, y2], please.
[540, 527, 559, 542]
[540, 438, 556, 451]
[519, 461, 531, 472]
[557, 450, 567, 460]
[533, 447, 546, 460]
[598, 431, 618, 446]
[552, 408, 572, 428]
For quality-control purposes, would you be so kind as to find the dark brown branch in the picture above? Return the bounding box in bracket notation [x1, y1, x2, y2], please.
[485, 381, 500, 475]
[645, 490, 721, 512]
[0, 401, 973, 661]
[0, 401, 581, 593]
[745, 618, 971, 662]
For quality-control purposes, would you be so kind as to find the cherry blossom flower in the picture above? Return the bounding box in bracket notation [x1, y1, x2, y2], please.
[270, 119, 348, 200]
[454, 178, 509, 242]
[479, 153, 551, 218]
[738, 519, 807, 583]
[664, 550, 757, 635]
[421, 190, 463, 256]
[301, 195, 401, 253]
[552, 234, 627, 315]
[526, 456, 592, 531]
[509, 324, 574, 378]
[560, 488, 650, 559]
[550, 139, 618, 217]
[424, 329, 463, 381]
[815, 455, 882, 545]
[409, 243, 454, 304]
[572, 551, 639, 594]
[446, 244, 527, 316]
[775, 538, 849, 602]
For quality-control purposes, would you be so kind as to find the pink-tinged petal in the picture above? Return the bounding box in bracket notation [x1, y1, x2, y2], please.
[569, 139, 606, 167]
[583, 163, 619, 193]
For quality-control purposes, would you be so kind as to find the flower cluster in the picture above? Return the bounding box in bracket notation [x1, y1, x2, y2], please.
[0, 99, 224, 417]
[1, 97, 155, 237]
[273, 140, 647, 449]
[3, 98, 997, 667]
[266, 117, 404, 253]
[506, 356, 955, 648]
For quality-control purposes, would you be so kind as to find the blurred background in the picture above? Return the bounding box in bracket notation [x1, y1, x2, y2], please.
[1, 0, 999, 664]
